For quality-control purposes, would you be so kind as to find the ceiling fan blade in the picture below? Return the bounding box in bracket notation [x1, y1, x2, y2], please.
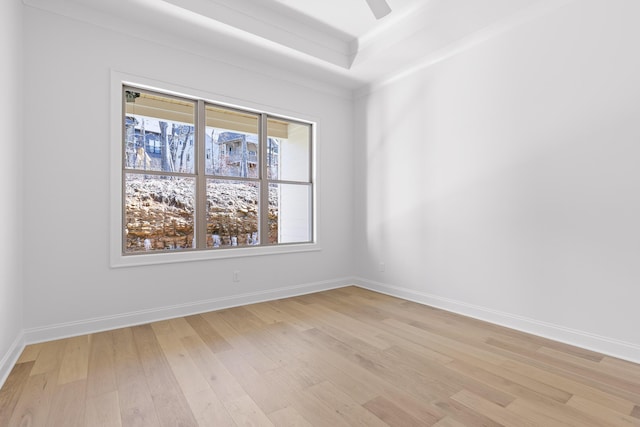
[365, 0, 392, 19]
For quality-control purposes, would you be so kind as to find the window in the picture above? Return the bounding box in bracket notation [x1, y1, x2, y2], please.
[122, 85, 314, 257]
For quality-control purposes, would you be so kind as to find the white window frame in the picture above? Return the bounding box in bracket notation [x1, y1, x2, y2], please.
[110, 71, 319, 268]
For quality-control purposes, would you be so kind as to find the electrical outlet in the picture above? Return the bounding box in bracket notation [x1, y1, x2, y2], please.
[233, 271, 240, 282]
[379, 262, 385, 272]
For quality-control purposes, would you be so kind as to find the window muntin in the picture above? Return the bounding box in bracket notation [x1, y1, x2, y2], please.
[122, 85, 314, 256]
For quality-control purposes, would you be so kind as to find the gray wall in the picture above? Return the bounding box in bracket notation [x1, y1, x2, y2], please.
[0, 0, 24, 384]
[22, 7, 354, 338]
[3, 0, 639, 382]
[354, 0, 640, 361]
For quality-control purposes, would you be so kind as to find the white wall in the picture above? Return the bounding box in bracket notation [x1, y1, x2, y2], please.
[22, 7, 354, 338]
[354, 0, 640, 362]
[0, 0, 25, 384]
[16, 0, 640, 366]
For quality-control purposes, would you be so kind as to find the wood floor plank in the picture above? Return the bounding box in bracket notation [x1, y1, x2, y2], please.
[363, 395, 426, 427]
[267, 406, 313, 427]
[536, 346, 640, 394]
[286, 388, 352, 427]
[29, 339, 66, 376]
[163, 335, 239, 426]
[271, 333, 380, 404]
[1, 286, 639, 427]
[381, 390, 445, 425]
[130, 324, 199, 427]
[184, 314, 232, 353]
[216, 349, 291, 414]
[507, 395, 612, 427]
[153, 330, 235, 426]
[598, 357, 640, 385]
[490, 338, 640, 402]
[539, 345, 640, 383]
[57, 335, 90, 385]
[223, 395, 274, 427]
[271, 315, 445, 423]
[601, 356, 640, 373]
[16, 344, 43, 364]
[200, 310, 280, 373]
[180, 334, 246, 403]
[167, 317, 199, 338]
[112, 327, 161, 427]
[444, 358, 572, 405]
[182, 383, 235, 426]
[383, 317, 509, 366]
[7, 371, 58, 427]
[305, 380, 388, 427]
[432, 416, 468, 427]
[84, 390, 123, 427]
[0, 362, 34, 426]
[245, 301, 313, 331]
[501, 358, 638, 415]
[384, 344, 515, 408]
[376, 331, 454, 365]
[45, 379, 86, 427]
[302, 291, 390, 323]
[451, 389, 537, 427]
[86, 331, 117, 398]
[302, 326, 447, 402]
[566, 395, 640, 426]
[432, 397, 503, 427]
[289, 299, 392, 350]
[214, 306, 270, 335]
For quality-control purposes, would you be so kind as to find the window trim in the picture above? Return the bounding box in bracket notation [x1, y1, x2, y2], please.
[110, 71, 319, 268]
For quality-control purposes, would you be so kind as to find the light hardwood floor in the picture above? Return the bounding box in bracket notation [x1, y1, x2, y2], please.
[1, 286, 639, 426]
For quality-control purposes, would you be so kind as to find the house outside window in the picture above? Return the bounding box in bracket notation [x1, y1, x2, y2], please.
[122, 85, 314, 256]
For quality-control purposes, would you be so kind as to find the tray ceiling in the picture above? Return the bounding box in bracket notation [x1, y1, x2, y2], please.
[25, 0, 574, 91]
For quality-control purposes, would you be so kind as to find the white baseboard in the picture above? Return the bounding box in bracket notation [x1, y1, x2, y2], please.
[24, 278, 352, 345]
[353, 277, 640, 364]
[0, 331, 25, 390]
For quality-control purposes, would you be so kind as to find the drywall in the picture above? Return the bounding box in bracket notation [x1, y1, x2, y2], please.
[0, 0, 25, 384]
[17, 0, 640, 365]
[354, 0, 640, 361]
[22, 7, 354, 338]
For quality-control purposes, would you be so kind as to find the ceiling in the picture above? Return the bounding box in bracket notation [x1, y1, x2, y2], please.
[267, 0, 424, 39]
[26, 0, 571, 91]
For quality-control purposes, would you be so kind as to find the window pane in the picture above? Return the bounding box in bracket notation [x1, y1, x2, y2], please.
[205, 105, 260, 178]
[207, 180, 259, 248]
[125, 174, 195, 253]
[269, 183, 312, 244]
[124, 90, 195, 174]
[267, 119, 311, 182]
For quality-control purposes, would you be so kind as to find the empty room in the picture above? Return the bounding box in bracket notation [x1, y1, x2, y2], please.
[1, 0, 639, 425]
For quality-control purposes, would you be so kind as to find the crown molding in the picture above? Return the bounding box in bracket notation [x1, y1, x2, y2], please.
[23, 0, 361, 96]
[163, 0, 355, 69]
[24, 0, 577, 96]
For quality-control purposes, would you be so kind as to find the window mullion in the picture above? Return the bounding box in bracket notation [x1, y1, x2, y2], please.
[195, 100, 207, 249]
[121, 88, 127, 254]
[260, 113, 269, 246]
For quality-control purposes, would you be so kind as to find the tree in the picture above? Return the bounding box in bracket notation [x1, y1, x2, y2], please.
[160, 121, 174, 172]
[177, 126, 192, 172]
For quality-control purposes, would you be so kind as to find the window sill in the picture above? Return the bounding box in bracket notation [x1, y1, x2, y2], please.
[110, 243, 321, 268]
